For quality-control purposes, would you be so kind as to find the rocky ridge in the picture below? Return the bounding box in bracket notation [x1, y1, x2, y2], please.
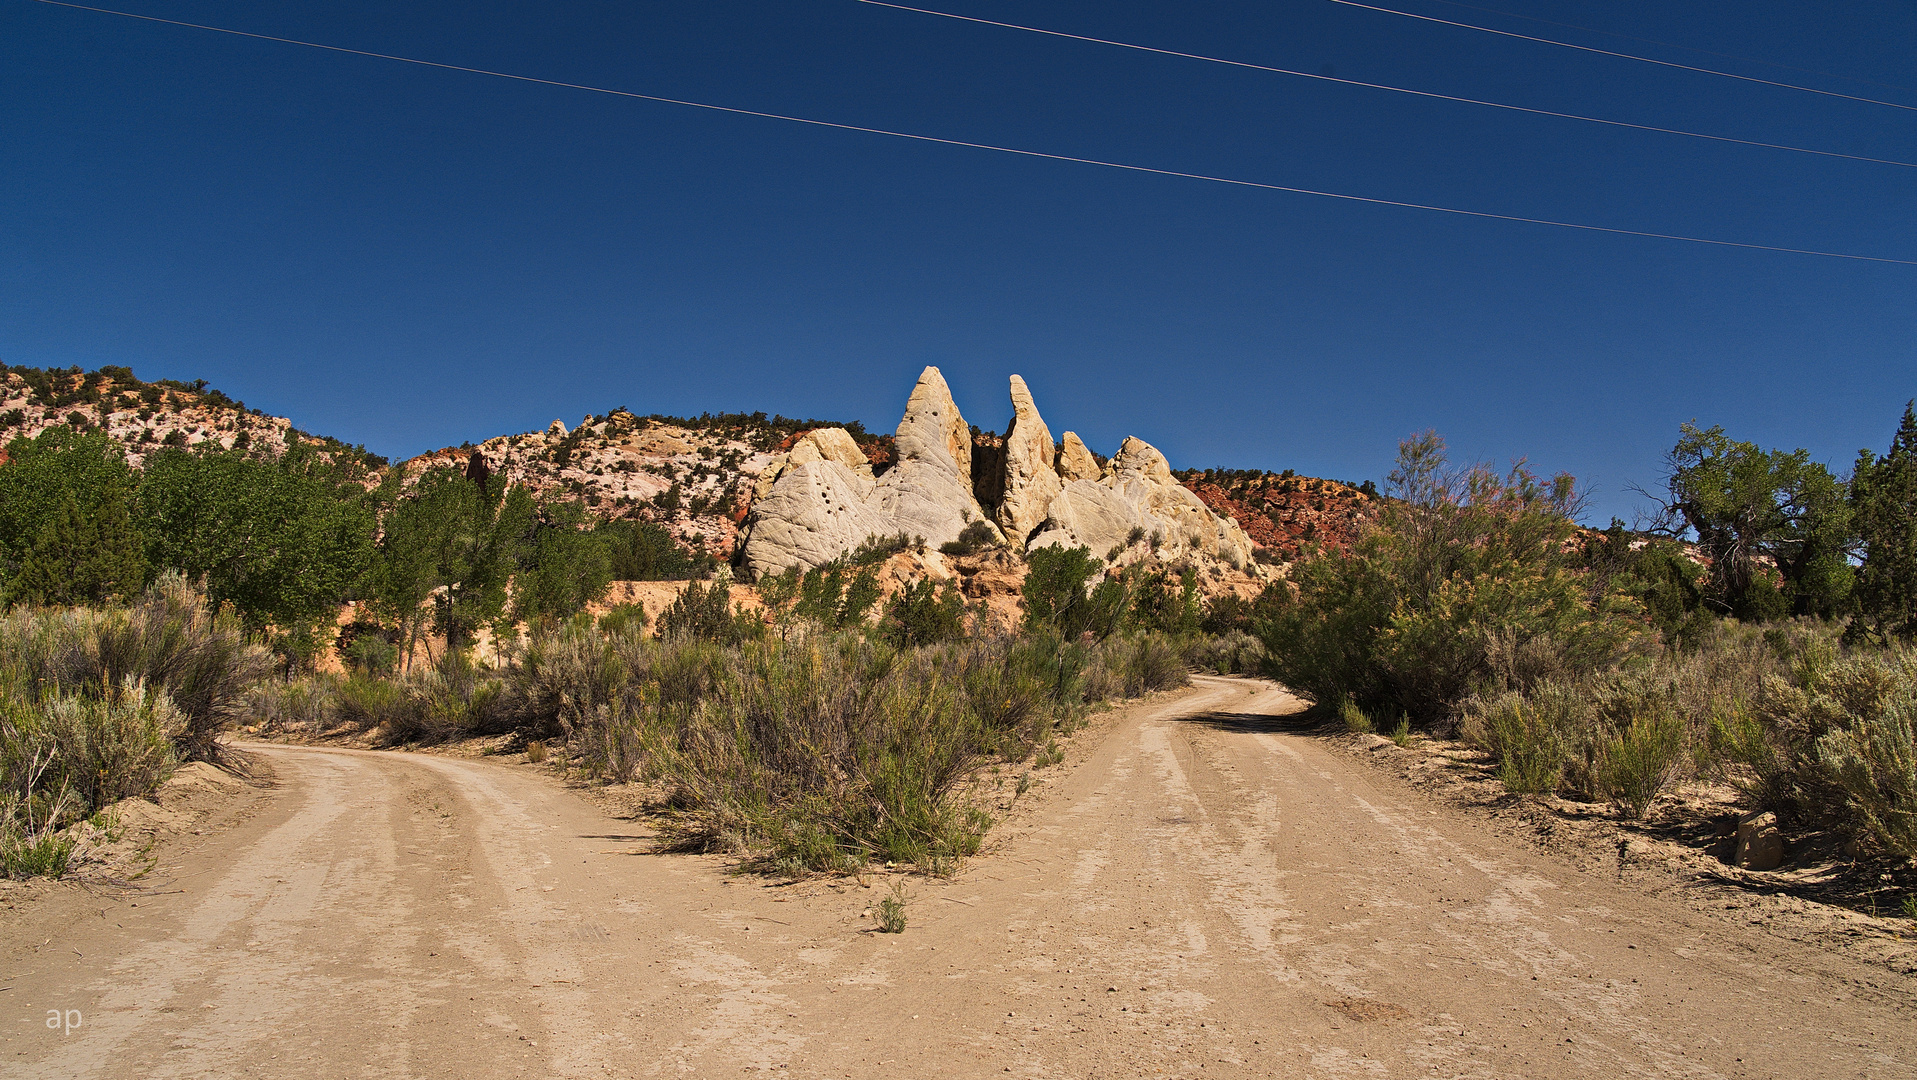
[741, 367, 1268, 590]
[407, 409, 793, 560]
[6, 362, 1367, 586]
[1175, 469, 1379, 562]
[0, 366, 382, 473]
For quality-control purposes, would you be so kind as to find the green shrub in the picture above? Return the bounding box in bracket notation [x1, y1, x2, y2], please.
[1081, 648, 1124, 702]
[640, 637, 994, 870]
[375, 654, 504, 745]
[1256, 432, 1644, 724]
[880, 579, 965, 647]
[1023, 545, 1127, 640]
[1128, 568, 1201, 637]
[657, 579, 761, 644]
[1184, 631, 1264, 674]
[596, 603, 648, 637]
[850, 532, 922, 566]
[1388, 714, 1412, 747]
[1463, 694, 1564, 795]
[876, 880, 909, 933]
[26, 684, 181, 810]
[1596, 709, 1687, 818]
[939, 520, 998, 557]
[0, 821, 76, 879]
[239, 677, 334, 734]
[1339, 697, 1374, 734]
[1117, 635, 1188, 695]
[345, 633, 398, 677]
[957, 637, 1053, 744]
[508, 621, 1178, 875]
[596, 518, 712, 581]
[0, 574, 269, 765]
[330, 673, 403, 731]
[788, 564, 883, 629]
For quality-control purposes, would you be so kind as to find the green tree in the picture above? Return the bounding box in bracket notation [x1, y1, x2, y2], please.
[367, 465, 534, 667]
[596, 517, 709, 580]
[1580, 522, 1711, 648]
[1021, 545, 1128, 640]
[0, 428, 143, 597]
[1128, 566, 1202, 637]
[1850, 402, 1917, 641]
[656, 578, 758, 643]
[512, 501, 613, 625]
[1651, 423, 1854, 620]
[138, 442, 375, 663]
[789, 564, 883, 629]
[880, 577, 965, 647]
[9, 494, 146, 606]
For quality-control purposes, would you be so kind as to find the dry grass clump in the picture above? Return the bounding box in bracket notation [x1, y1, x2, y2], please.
[0, 574, 269, 876]
[1460, 619, 1917, 851]
[489, 624, 1188, 874]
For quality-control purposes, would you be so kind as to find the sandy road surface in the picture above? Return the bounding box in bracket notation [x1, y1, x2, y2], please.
[5, 677, 1913, 1079]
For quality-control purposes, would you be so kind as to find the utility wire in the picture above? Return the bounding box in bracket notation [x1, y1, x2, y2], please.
[1328, 0, 1917, 112]
[1424, 0, 1917, 95]
[855, 0, 1917, 170]
[22, 0, 1916, 266]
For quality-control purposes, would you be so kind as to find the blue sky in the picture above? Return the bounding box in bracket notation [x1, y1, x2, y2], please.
[3, 0, 1913, 522]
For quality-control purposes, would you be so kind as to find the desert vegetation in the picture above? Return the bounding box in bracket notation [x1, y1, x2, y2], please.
[1254, 406, 1917, 867]
[4, 364, 1913, 897]
[0, 574, 269, 876]
[241, 539, 1206, 876]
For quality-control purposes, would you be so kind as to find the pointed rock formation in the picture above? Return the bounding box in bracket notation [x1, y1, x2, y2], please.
[892, 367, 971, 480]
[994, 375, 1064, 548]
[741, 370, 1257, 581]
[742, 366, 999, 578]
[1057, 432, 1102, 482]
[1030, 436, 1258, 571]
[872, 367, 998, 550]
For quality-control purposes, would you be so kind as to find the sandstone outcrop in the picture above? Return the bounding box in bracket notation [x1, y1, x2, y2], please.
[1030, 436, 1259, 571]
[741, 460, 892, 578]
[742, 367, 999, 578]
[754, 426, 873, 500]
[1057, 432, 1101, 482]
[994, 375, 1064, 548]
[742, 369, 1261, 581]
[871, 368, 999, 552]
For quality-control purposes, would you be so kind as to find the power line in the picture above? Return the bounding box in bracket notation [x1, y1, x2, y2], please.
[1328, 0, 1917, 113]
[1423, 0, 1917, 95]
[855, 0, 1917, 170]
[21, 0, 1916, 266]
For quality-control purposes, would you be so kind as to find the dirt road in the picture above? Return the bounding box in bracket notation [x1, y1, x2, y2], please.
[5, 677, 1912, 1078]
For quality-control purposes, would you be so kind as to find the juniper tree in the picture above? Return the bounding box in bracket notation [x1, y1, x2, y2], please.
[1850, 402, 1917, 641]
[9, 493, 145, 606]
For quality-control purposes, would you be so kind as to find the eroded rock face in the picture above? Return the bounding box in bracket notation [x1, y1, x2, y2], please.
[741, 459, 891, 578]
[754, 427, 873, 501]
[742, 370, 1257, 581]
[995, 375, 1064, 548]
[743, 366, 998, 577]
[872, 366, 999, 550]
[1029, 480, 1144, 559]
[893, 367, 971, 481]
[1030, 436, 1258, 571]
[1057, 432, 1102, 482]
